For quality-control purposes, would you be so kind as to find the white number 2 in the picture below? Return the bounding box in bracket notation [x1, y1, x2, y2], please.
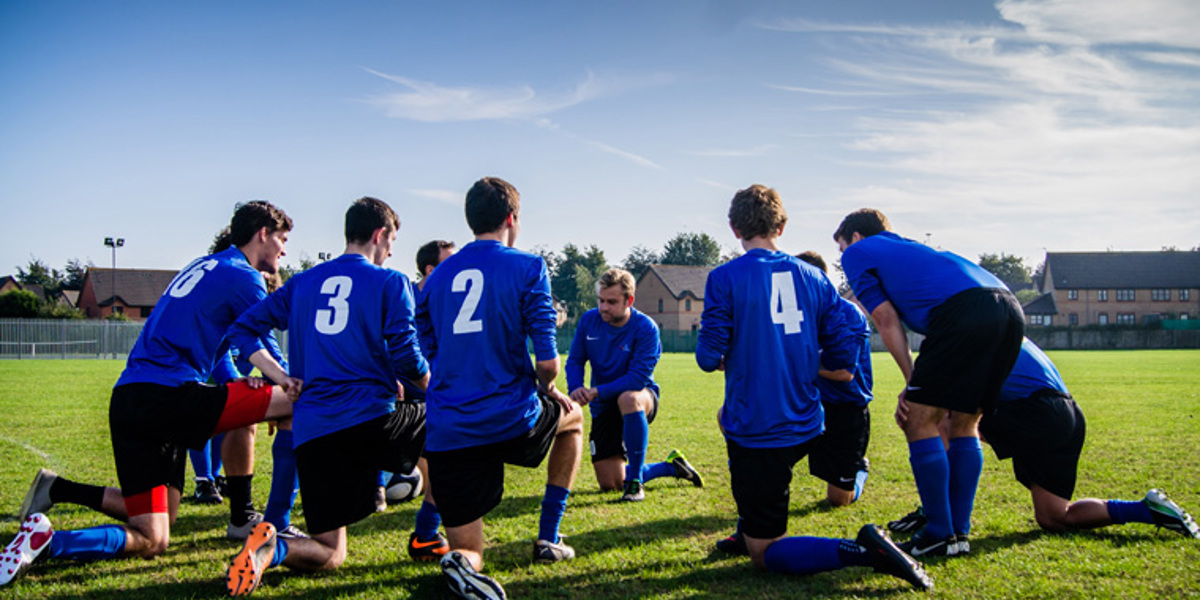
[770, 271, 804, 334]
[167, 259, 218, 298]
[315, 276, 352, 335]
[452, 269, 484, 334]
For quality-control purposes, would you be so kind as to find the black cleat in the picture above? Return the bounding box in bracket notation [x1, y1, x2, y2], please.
[856, 524, 933, 590]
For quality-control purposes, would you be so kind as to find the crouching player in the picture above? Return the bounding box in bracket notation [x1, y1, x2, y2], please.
[697, 185, 930, 590]
[3, 202, 298, 588]
[888, 338, 1199, 541]
[566, 268, 703, 503]
[223, 197, 437, 595]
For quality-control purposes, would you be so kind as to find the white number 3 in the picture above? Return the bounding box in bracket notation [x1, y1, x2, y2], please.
[315, 276, 352, 335]
[770, 271, 804, 334]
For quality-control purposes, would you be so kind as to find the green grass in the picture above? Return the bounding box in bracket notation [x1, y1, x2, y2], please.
[1, 351, 1198, 599]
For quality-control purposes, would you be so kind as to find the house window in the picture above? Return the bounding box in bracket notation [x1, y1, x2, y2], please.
[1116, 289, 1135, 301]
[657, 299, 663, 313]
[113, 306, 124, 315]
[1097, 290, 1108, 302]
[1181, 313, 1191, 320]
[1098, 313, 1109, 325]
[1152, 289, 1171, 301]
[1182, 289, 1192, 301]
[1116, 313, 1136, 325]
[1066, 289, 1078, 300]
[1069, 313, 1078, 326]
[1029, 315, 1050, 326]
[685, 298, 692, 311]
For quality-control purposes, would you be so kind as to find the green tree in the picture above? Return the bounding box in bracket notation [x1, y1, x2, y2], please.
[16, 258, 65, 299]
[659, 232, 722, 266]
[0, 289, 41, 318]
[63, 258, 90, 291]
[978, 252, 1032, 290]
[621, 245, 659, 280]
[550, 244, 608, 322]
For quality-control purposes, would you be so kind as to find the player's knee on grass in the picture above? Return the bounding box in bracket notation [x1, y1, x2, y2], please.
[593, 457, 625, 490]
[826, 485, 854, 508]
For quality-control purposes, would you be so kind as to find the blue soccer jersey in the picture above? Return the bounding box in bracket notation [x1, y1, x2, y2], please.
[696, 249, 857, 448]
[815, 297, 874, 407]
[416, 240, 558, 452]
[117, 247, 269, 387]
[228, 253, 428, 446]
[565, 308, 661, 416]
[841, 231, 1006, 335]
[999, 338, 1069, 402]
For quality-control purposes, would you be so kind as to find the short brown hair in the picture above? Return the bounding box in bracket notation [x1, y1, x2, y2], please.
[416, 240, 455, 275]
[729, 184, 787, 240]
[796, 251, 828, 273]
[230, 201, 293, 247]
[465, 177, 520, 235]
[596, 268, 636, 300]
[833, 208, 891, 243]
[345, 196, 400, 244]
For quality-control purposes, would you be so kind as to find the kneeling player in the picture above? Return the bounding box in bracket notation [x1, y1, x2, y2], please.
[566, 268, 703, 503]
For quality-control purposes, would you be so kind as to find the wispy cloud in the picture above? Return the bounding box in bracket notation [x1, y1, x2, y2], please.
[406, 189, 461, 205]
[363, 69, 600, 122]
[687, 144, 778, 157]
[533, 118, 663, 170]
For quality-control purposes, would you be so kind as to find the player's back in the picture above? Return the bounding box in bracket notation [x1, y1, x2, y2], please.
[118, 247, 265, 387]
[816, 297, 873, 407]
[418, 239, 557, 451]
[999, 338, 1069, 402]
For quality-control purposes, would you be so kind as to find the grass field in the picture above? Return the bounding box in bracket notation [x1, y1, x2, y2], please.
[1, 351, 1198, 599]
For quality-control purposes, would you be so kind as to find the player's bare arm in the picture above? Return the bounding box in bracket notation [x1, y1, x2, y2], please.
[248, 348, 303, 402]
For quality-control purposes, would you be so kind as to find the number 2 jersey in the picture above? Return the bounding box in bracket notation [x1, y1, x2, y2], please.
[227, 253, 428, 446]
[696, 249, 857, 448]
[117, 247, 270, 388]
[416, 239, 559, 452]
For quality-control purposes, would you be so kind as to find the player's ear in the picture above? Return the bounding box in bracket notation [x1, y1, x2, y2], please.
[625, 295, 634, 308]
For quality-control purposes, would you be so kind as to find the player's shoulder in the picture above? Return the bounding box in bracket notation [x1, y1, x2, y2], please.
[628, 308, 658, 332]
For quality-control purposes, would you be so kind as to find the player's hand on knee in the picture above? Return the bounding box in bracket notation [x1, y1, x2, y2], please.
[894, 393, 910, 428]
[281, 377, 304, 402]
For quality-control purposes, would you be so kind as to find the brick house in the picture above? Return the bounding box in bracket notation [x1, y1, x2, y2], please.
[78, 267, 178, 320]
[633, 264, 710, 332]
[1024, 251, 1200, 326]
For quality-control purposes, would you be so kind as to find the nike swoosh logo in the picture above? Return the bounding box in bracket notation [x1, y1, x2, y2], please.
[838, 477, 855, 482]
[411, 539, 444, 549]
[906, 386, 921, 391]
[587, 336, 600, 341]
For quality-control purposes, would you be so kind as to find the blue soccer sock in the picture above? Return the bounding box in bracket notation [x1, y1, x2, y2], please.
[762, 537, 845, 575]
[623, 412, 650, 483]
[909, 436, 954, 540]
[48, 525, 127, 561]
[947, 436, 983, 536]
[264, 429, 299, 530]
[377, 471, 389, 488]
[189, 441, 213, 481]
[853, 468, 869, 502]
[269, 536, 288, 568]
[210, 433, 225, 477]
[641, 461, 676, 483]
[415, 501, 442, 541]
[538, 484, 571, 543]
[1107, 499, 1155, 525]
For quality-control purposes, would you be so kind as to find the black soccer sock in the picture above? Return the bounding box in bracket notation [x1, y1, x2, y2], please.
[49, 477, 107, 512]
[226, 474, 256, 525]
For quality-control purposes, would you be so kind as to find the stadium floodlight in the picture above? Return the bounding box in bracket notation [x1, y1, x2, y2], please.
[103, 237, 125, 317]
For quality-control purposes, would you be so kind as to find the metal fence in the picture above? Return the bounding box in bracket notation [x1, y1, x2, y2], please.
[0, 319, 144, 359]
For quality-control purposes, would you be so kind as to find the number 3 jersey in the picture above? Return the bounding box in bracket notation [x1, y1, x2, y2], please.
[117, 247, 269, 389]
[696, 248, 857, 448]
[228, 253, 428, 446]
[416, 240, 559, 452]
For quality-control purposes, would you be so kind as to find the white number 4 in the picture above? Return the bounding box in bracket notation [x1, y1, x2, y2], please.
[770, 271, 804, 334]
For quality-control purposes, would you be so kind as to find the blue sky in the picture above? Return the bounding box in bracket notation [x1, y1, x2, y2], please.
[2, 0, 1198, 281]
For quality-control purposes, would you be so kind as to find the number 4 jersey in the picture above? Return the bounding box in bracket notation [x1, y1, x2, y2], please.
[416, 239, 558, 452]
[117, 247, 269, 388]
[228, 253, 428, 446]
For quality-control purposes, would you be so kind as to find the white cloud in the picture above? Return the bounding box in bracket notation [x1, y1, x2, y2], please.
[997, 0, 1200, 49]
[687, 144, 778, 157]
[363, 69, 600, 122]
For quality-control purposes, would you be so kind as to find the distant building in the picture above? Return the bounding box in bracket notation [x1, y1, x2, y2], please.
[0, 275, 47, 302]
[633, 264, 711, 332]
[1025, 251, 1200, 326]
[78, 268, 178, 320]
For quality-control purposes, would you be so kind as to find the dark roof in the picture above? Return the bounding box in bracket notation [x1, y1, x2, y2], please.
[1045, 251, 1200, 289]
[1022, 292, 1057, 315]
[86, 268, 178, 307]
[640, 264, 712, 300]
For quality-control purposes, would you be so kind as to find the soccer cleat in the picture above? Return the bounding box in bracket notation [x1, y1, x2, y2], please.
[1144, 489, 1200, 539]
[227, 512, 265, 541]
[0, 513, 54, 587]
[18, 469, 57, 522]
[215, 475, 229, 497]
[277, 524, 309, 540]
[619, 480, 645, 502]
[226, 521, 277, 596]
[887, 506, 927, 535]
[898, 530, 959, 557]
[441, 551, 507, 600]
[374, 486, 388, 513]
[532, 538, 575, 563]
[953, 533, 971, 555]
[856, 524, 933, 590]
[194, 479, 223, 504]
[667, 449, 704, 488]
[714, 531, 748, 556]
[408, 531, 450, 562]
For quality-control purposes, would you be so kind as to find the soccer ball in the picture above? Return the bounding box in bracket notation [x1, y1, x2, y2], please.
[384, 467, 423, 503]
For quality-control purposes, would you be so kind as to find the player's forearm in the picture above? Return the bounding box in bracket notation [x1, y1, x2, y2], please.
[249, 348, 289, 386]
[535, 357, 562, 393]
[872, 309, 913, 382]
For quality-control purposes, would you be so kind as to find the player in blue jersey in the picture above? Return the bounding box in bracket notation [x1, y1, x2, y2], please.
[223, 197, 437, 596]
[887, 338, 1199, 540]
[796, 251, 873, 508]
[3, 202, 299, 589]
[418, 177, 584, 600]
[566, 268, 703, 503]
[835, 208, 1024, 558]
[697, 185, 931, 590]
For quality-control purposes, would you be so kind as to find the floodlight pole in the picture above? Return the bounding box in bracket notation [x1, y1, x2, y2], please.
[103, 237, 124, 357]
